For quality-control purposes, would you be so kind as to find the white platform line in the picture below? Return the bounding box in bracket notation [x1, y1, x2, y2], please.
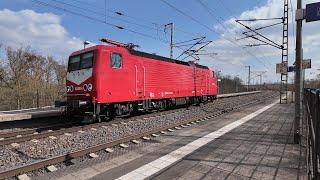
[116, 100, 278, 180]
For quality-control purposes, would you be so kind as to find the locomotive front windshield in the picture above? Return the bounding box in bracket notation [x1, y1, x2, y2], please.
[68, 51, 94, 71]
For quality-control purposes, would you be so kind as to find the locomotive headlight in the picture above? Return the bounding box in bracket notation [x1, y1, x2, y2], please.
[83, 84, 88, 91]
[67, 86, 70, 92]
[69, 85, 74, 92]
[87, 84, 93, 91]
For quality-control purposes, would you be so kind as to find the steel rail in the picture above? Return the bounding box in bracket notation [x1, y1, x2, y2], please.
[0, 107, 187, 146]
[0, 122, 77, 139]
[0, 121, 120, 146]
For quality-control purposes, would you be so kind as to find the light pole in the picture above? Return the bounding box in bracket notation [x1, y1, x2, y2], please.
[164, 23, 174, 59]
[83, 41, 90, 49]
[245, 66, 251, 91]
[235, 75, 239, 93]
[217, 70, 221, 94]
[294, 0, 302, 144]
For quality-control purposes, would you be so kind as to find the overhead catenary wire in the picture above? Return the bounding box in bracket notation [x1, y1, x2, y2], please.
[215, 1, 275, 51]
[217, 0, 234, 18]
[213, 0, 276, 70]
[194, 0, 275, 72]
[242, 22, 284, 35]
[49, 0, 163, 32]
[194, 0, 274, 70]
[57, 0, 199, 38]
[176, 37, 206, 59]
[112, 10, 199, 37]
[213, 0, 276, 69]
[232, 0, 289, 78]
[235, 20, 283, 49]
[236, 17, 284, 21]
[48, 0, 207, 57]
[34, 0, 273, 69]
[33, 0, 200, 61]
[54, 0, 220, 60]
[173, 37, 206, 46]
[30, 0, 169, 44]
[181, 40, 212, 61]
[160, 0, 220, 36]
[51, 0, 104, 17]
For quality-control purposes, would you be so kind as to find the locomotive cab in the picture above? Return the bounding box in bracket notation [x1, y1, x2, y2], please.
[65, 48, 98, 122]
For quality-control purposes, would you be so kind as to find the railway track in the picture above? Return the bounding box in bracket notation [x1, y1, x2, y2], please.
[0, 92, 261, 146]
[0, 103, 192, 145]
[0, 106, 194, 146]
[0, 91, 277, 179]
[0, 122, 76, 139]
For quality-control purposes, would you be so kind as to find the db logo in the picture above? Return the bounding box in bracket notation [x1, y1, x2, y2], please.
[75, 87, 83, 91]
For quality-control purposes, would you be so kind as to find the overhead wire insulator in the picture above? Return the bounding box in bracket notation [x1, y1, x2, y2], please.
[115, 12, 124, 16]
[116, 26, 124, 30]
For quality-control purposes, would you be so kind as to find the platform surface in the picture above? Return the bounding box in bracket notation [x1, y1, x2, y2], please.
[149, 103, 305, 180]
[39, 97, 305, 180]
[0, 107, 62, 122]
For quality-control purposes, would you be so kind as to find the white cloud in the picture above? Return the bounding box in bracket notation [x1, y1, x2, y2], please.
[0, 9, 84, 61]
[200, 0, 320, 82]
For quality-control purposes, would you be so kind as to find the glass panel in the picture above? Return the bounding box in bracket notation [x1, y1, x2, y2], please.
[80, 52, 93, 69]
[111, 53, 122, 68]
[68, 51, 94, 72]
[68, 55, 80, 71]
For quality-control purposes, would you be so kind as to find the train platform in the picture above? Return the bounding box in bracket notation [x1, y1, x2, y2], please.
[49, 96, 306, 180]
[0, 107, 63, 122]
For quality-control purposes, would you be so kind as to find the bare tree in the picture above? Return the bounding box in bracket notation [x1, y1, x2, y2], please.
[0, 45, 67, 110]
[219, 75, 246, 94]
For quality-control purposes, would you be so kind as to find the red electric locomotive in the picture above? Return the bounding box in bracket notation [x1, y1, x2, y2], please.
[63, 39, 218, 122]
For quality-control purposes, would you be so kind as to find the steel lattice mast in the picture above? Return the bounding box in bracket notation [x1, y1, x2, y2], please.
[280, 0, 289, 104]
[235, 0, 289, 104]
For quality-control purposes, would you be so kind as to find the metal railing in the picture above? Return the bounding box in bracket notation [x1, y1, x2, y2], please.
[304, 88, 320, 179]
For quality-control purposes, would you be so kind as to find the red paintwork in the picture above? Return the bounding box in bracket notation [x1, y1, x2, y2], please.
[67, 45, 218, 103]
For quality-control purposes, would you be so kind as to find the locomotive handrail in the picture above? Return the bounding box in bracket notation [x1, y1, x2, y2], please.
[143, 66, 146, 97]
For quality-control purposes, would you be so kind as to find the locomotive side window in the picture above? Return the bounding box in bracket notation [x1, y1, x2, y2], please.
[111, 53, 122, 68]
[212, 71, 215, 78]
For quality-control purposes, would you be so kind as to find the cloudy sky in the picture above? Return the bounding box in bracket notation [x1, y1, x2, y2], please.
[0, 0, 319, 84]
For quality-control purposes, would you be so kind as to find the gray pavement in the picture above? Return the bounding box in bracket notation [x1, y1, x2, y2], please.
[151, 103, 306, 180]
[0, 108, 62, 122]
